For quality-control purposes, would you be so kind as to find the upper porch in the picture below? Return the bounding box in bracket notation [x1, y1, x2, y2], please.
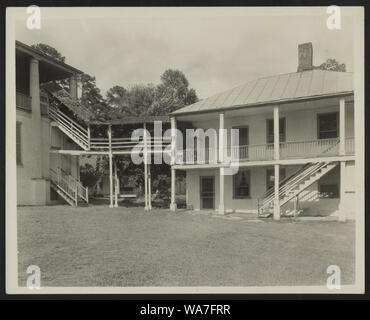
[171, 93, 355, 168]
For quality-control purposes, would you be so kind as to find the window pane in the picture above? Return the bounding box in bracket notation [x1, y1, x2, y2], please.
[318, 113, 338, 139]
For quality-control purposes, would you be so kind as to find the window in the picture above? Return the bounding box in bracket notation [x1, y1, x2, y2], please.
[267, 118, 286, 143]
[233, 126, 249, 146]
[266, 168, 286, 191]
[317, 112, 338, 139]
[16, 122, 22, 165]
[233, 169, 250, 198]
[318, 166, 340, 198]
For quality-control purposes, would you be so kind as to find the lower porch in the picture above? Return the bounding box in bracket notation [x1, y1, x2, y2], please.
[178, 161, 356, 220]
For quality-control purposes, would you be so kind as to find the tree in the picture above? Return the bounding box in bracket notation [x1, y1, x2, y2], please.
[106, 84, 156, 118]
[31, 43, 66, 62]
[316, 58, 346, 72]
[150, 69, 198, 115]
[106, 85, 128, 109]
[31, 43, 110, 121]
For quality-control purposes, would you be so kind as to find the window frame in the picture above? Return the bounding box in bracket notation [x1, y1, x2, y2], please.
[232, 125, 249, 146]
[317, 112, 339, 140]
[266, 117, 286, 143]
[232, 168, 251, 199]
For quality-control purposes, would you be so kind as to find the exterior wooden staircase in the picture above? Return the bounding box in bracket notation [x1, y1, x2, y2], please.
[50, 168, 89, 206]
[49, 104, 90, 150]
[258, 161, 339, 217]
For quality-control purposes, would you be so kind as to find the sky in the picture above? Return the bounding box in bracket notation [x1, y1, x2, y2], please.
[13, 7, 357, 100]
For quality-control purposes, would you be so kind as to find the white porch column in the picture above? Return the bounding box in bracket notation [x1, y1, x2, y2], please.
[108, 125, 113, 208]
[218, 112, 225, 215]
[273, 164, 280, 220]
[170, 117, 177, 211]
[339, 98, 346, 155]
[69, 74, 78, 100]
[273, 106, 280, 160]
[114, 159, 118, 208]
[148, 164, 152, 210]
[339, 161, 346, 222]
[218, 112, 225, 163]
[273, 106, 280, 220]
[144, 123, 149, 211]
[30, 57, 43, 178]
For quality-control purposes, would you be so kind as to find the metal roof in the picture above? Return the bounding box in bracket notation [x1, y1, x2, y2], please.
[172, 70, 353, 116]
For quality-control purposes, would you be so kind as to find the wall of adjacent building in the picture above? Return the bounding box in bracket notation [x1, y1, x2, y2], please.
[17, 111, 80, 205]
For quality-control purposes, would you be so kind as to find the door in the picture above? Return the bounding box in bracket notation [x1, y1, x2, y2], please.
[200, 176, 215, 209]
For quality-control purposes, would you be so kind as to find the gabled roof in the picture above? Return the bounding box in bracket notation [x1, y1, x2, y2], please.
[172, 70, 353, 116]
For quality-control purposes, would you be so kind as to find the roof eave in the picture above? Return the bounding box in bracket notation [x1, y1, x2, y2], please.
[16, 40, 83, 75]
[171, 91, 354, 117]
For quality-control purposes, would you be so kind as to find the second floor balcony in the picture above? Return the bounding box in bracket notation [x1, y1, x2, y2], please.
[16, 90, 51, 116]
[175, 137, 355, 165]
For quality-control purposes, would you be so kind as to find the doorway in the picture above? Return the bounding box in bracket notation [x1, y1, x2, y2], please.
[200, 176, 215, 209]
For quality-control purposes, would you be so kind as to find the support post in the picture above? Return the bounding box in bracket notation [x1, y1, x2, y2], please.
[87, 125, 91, 150]
[170, 168, 177, 211]
[273, 106, 280, 220]
[218, 112, 225, 215]
[144, 123, 149, 211]
[218, 112, 225, 163]
[339, 98, 346, 155]
[108, 125, 113, 208]
[273, 106, 280, 161]
[114, 159, 118, 207]
[339, 161, 346, 222]
[273, 164, 280, 220]
[170, 117, 177, 165]
[148, 163, 152, 210]
[170, 117, 177, 211]
[219, 168, 225, 215]
[294, 195, 299, 217]
[69, 74, 78, 100]
[30, 58, 43, 178]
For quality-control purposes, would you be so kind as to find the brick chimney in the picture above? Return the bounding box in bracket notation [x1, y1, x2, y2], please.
[297, 42, 313, 72]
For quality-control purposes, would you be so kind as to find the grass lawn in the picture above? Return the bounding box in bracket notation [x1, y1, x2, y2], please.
[17, 205, 355, 287]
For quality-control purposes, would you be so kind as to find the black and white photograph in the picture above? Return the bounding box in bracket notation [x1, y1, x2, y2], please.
[4, 5, 365, 296]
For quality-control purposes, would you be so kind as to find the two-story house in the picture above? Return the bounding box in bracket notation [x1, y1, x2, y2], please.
[169, 43, 355, 221]
[16, 41, 87, 206]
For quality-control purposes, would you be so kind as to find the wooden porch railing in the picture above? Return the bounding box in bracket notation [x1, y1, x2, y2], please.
[90, 137, 171, 152]
[175, 137, 354, 165]
[280, 138, 340, 159]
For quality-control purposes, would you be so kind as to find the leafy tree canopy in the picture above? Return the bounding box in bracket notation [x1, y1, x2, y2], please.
[316, 58, 346, 72]
[31, 43, 66, 63]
